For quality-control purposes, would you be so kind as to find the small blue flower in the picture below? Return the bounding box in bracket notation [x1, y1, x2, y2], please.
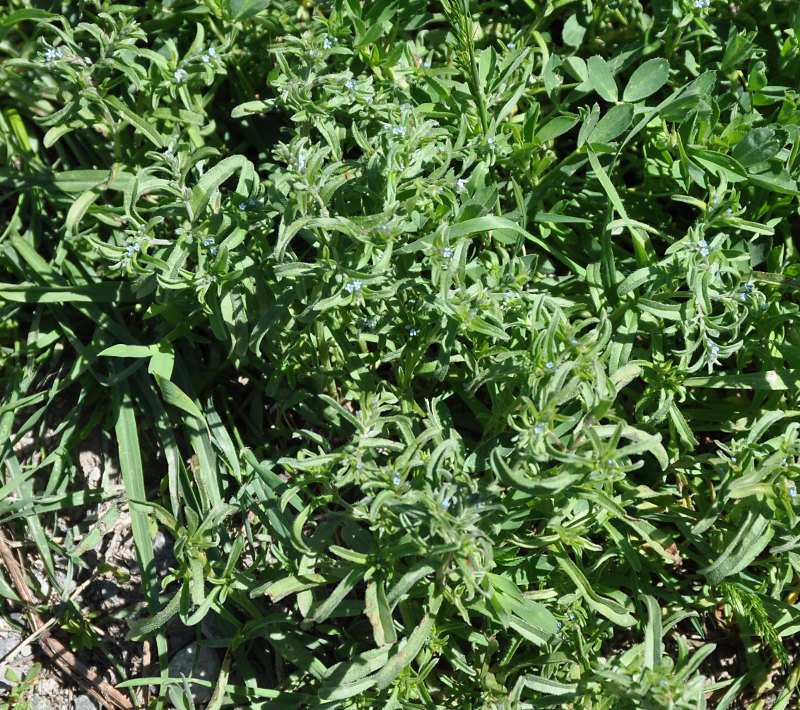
[423, 61, 431, 68]
[356, 461, 363, 470]
[323, 38, 332, 49]
[44, 47, 64, 63]
[533, 423, 545, 435]
[345, 279, 362, 294]
[791, 487, 797, 498]
[456, 178, 466, 191]
[393, 475, 401, 485]
[442, 247, 453, 259]
[744, 283, 753, 293]
[731, 456, 737, 463]
[546, 361, 554, 369]
[201, 54, 210, 63]
[700, 247, 710, 257]
[173, 68, 188, 83]
[698, 240, 708, 248]
[487, 136, 496, 150]
[209, 247, 218, 256]
[507, 42, 516, 49]
[239, 202, 246, 210]
[208, 47, 216, 57]
[726, 208, 733, 215]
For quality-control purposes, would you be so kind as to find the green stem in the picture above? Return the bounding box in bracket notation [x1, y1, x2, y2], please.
[467, 33, 489, 137]
[314, 320, 338, 398]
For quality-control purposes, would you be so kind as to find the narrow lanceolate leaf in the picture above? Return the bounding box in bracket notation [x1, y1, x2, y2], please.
[590, 424, 668, 470]
[267, 630, 327, 680]
[205, 649, 231, 710]
[587, 149, 652, 267]
[319, 648, 389, 702]
[365, 580, 397, 646]
[386, 562, 437, 610]
[0, 282, 134, 303]
[492, 447, 581, 494]
[127, 590, 181, 640]
[65, 189, 100, 235]
[253, 573, 326, 602]
[310, 567, 362, 624]
[684, 370, 800, 390]
[153, 374, 207, 422]
[522, 675, 578, 695]
[701, 500, 774, 585]
[375, 594, 442, 690]
[554, 552, 636, 626]
[104, 95, 164, 148]
[112, 374, 160, 611]
[643, 595, 662, 669]
[189, 154, 253, 219]
[396, 215, 586, 277]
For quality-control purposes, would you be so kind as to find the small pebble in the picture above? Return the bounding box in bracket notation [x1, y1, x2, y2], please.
[74, 696, 99, 710]
[168, 643, 221, 706]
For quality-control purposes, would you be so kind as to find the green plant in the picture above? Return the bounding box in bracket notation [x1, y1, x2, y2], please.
[2, 0, 800, 708]
[1, 664, 41, 710]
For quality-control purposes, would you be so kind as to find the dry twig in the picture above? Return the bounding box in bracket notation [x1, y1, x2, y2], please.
[0, 526, 133, 710]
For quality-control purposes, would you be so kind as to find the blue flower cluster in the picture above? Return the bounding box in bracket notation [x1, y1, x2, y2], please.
[43, 47, 64, 63]
[202, 237, 218, 256]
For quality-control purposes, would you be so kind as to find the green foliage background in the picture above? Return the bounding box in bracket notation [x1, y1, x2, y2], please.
[2, 0, 800, 707]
